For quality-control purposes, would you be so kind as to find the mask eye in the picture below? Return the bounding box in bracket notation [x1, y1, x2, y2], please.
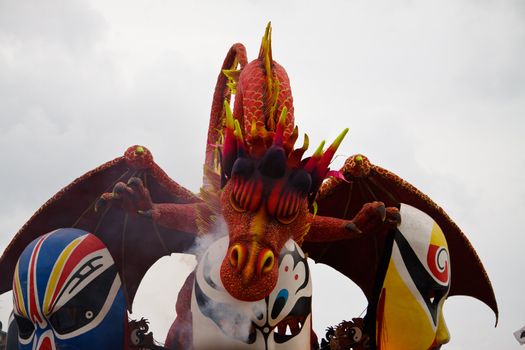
[426, 286, 447, 310]
[14, 314, 34, 340]
[49, 264, 118, 335]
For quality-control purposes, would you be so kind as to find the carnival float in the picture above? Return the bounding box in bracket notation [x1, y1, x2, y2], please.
[0, 24, 497, 350]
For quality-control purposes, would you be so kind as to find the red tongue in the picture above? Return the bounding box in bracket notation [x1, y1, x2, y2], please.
[38, 337, 52, 350]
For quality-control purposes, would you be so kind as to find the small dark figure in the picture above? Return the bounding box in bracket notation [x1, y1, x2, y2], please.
[320, 318, 370, 350]
[129, 318, 168, 350]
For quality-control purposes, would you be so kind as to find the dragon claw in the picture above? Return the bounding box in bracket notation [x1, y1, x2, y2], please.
[376, 204, 386, 222]
[94, 197, 107, 213]
[97, 177, 153, 215]
[100, 192, 114, 201]
[345, 222, 362, 235]
[127, 177, 143, 188]
[112, 183, 128, 196]
[385, 207, 401, 227]
[351, 201, 393, 235]
[138, 210, 153, 218]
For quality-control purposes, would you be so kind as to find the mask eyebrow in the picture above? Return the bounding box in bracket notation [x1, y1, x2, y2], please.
[63, 256, 105, 296]
[393, 229, 449, 325]
[48, 250, 114, 314]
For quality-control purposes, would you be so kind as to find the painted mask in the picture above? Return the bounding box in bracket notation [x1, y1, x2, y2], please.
[11, 228, 127, 350]
[376, 204, 450, 350]
[192, 236, 312, 350]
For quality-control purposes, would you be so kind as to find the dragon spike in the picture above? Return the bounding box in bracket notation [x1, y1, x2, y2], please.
[221, 101, 238, 183]
[223, 69, 241, 95]
[273, 107, 288, 147]
[304, 140, 325, 172]
[288, 133, 310, 168]
[313, 140, 326, 157]
[233, 119, 244, 142]
[233, 119, 247, 156]
[258, 22, 280, 130]
[317, 128, 349, 170]
[302, 133, 310, 151]
[259, 22, 273, 92]
[224, 100, 234, 130]
[259, 22, 273, 63]
[288, 126, 299, 147]
[251, 119, 258, 138]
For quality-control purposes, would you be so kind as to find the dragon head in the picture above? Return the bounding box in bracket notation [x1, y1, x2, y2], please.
[216, 24, 347, 301]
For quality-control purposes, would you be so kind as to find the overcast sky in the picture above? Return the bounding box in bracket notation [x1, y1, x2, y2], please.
[0, 0, 524, 348]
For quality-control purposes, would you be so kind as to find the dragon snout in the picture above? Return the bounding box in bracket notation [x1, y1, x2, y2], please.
[221, 243, 278, 301]
[227, 244, 275, 278]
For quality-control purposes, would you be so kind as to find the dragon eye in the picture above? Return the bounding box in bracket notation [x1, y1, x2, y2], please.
[230, 177, 262, 212]
[268, 190, 302, 225]
[276, 209, 300, 225]
[229, 191, 247, 213]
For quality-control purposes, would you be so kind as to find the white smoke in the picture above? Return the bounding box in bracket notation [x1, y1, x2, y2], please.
[187, 219, 269, 347]
[185, 216, 229, 260]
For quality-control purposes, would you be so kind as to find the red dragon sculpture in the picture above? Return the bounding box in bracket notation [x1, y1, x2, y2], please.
[0, 23, 497, 349]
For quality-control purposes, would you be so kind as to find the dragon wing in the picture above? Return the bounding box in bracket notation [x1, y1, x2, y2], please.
[0, 145, 200, 311]
[302, 154, 498, 320]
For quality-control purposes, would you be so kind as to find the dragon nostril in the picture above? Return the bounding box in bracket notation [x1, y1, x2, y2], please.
[230, 249, 238, 267]
[229, 244, 246, 271]
[264, 255, 274, 270]
[257, 249, 275, 276]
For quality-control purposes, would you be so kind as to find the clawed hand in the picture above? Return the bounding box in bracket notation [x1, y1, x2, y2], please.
[348, 201, 401, 235]
[96, 177, 156, 217]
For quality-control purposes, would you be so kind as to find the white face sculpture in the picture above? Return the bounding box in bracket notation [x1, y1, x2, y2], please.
[376, 204, 451, 349]
[191, 237, 312, 350]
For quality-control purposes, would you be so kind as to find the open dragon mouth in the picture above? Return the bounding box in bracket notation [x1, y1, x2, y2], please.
[273, 315, 307, 343]
[244, 314, 307, 344]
